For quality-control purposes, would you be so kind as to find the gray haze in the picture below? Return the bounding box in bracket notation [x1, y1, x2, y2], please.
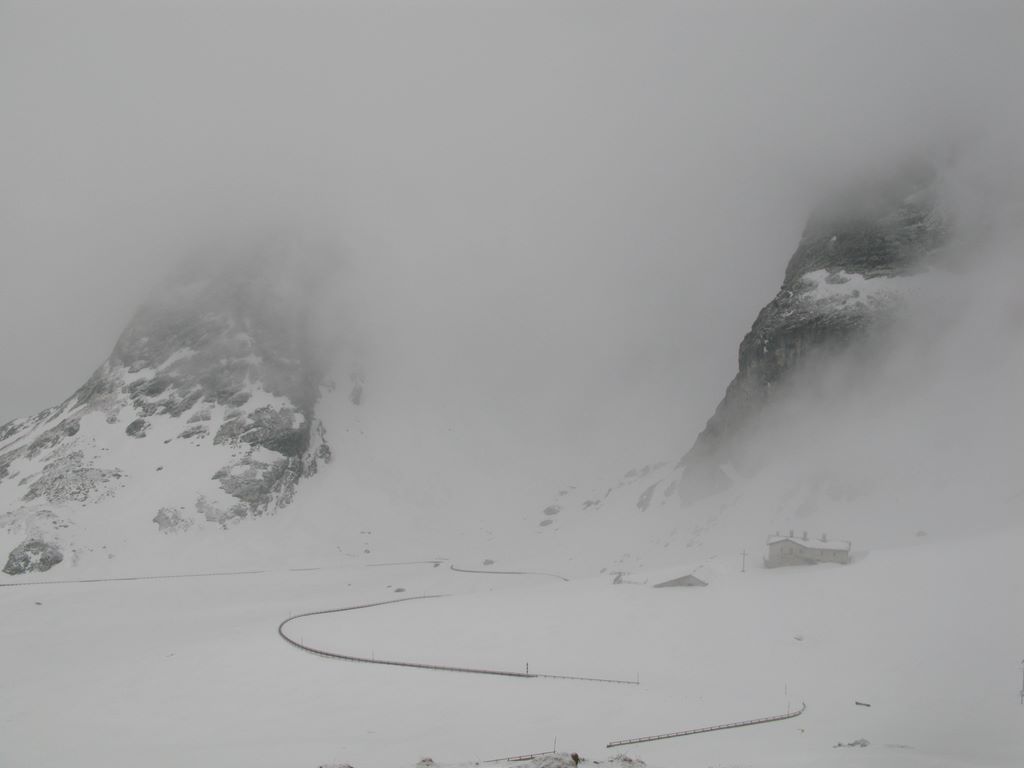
[2, 1, 1022, 484]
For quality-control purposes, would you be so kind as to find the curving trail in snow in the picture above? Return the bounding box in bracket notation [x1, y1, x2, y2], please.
[277, 568, 637, 685]
[364, 560, 569, 581]
[0, 567, 268, 588]
[277, 595, 536, 679]
[606, 702, 807, 747]
[448, 563, 570, 581]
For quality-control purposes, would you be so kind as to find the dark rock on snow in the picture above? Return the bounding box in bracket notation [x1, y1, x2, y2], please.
[3, 539, 63, 575]
[0, 253, 334, 571]
[678, 162, 949, 498]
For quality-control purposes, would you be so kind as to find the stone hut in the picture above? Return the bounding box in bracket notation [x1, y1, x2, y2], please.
[765, 531, 851, 568]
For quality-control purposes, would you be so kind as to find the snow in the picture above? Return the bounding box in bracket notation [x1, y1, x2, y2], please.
[157, 347, 197, 369]
[0, 393, 264, 572]
[1, 518, 1021, 768]
[2, 348, 1021, 767]
[798, 269, 920, 309]
[238, 383, 302, 418]
[121, 363, 160, 385]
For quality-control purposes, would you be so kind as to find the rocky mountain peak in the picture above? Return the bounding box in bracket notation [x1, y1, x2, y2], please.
[679, 161, 951, 497]
[785, 160, 948, 285]
[112, 256, 319, 399]
[0, 253, 333, 574]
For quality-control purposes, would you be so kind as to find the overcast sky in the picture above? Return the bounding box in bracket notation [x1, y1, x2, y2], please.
[2, 1, 1022, 483]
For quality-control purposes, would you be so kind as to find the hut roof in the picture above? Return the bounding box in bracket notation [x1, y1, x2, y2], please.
[653, 574, 708, 588]
[767, 536, 851, 552]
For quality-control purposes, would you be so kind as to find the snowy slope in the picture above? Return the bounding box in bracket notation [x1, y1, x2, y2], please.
[1, 517, 1020, 768]
[0, 256, 330, 575]
[0, 167, 1021, 768]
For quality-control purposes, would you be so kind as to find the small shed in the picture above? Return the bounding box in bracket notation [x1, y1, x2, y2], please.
[653, 574, 707, 588]
[765, 532, 851, 568]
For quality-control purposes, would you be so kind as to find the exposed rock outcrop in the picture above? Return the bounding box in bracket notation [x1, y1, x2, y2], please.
[0, 253, 333, 572]
[3, 539, 63, 575]
[678, 162, 950, 498]
[152, 507, 193, 534]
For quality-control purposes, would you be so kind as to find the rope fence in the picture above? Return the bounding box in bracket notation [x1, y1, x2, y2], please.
[278, 595, 635, 685]
[606, 702, 807, 747]
[448, 564, 570, 582]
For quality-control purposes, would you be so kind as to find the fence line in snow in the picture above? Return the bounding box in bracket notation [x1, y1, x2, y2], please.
[482, 749, 556, 763]
[0, 568, 267, 588]
[448, 564, 570, 582]
[534, 672, 638, 685]
[278, 595, 635, 684]
[606, 702, 807, 747]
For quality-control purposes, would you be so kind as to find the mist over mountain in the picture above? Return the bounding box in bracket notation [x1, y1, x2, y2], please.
[2, 5, 1024, 768]
[5, 1, 1023, 490]
[528, 147, 1023, 569]
[2, 143, 1019, 578]
[673, 160, 955, 496]
[0, 254, 334, 573]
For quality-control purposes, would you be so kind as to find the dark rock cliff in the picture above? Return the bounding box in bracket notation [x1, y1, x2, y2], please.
[679, 163, 950, 497]
[0, 253, 333, 572]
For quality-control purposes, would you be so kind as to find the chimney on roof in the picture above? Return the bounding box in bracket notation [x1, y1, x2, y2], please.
[789, 529, 794, 538]
[822, 533, 828, 542]
[802, 530, 808, 541]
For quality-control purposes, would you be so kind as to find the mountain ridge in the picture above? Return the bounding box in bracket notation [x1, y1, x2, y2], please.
[677, 162, 951, 496]
[0, 255, 332, 573]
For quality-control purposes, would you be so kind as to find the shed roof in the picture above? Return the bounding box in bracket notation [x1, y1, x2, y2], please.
[767, 536, 851, 552]
[653, 574, 708, 588]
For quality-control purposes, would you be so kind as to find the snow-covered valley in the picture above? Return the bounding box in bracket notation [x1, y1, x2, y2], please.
[2, 515, 1021, 768]
[4, 5, 1024, 765]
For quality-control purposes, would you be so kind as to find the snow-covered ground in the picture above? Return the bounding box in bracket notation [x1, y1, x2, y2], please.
[2, 276, 1021, 767]
[2, 514, 1020, 768]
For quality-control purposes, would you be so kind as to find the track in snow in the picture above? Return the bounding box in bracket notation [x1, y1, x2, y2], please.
[277, 594, 636, 685]
[606, 702, 807, 747]
[0, 568, 269, 588]
[448, 564, 570, 581]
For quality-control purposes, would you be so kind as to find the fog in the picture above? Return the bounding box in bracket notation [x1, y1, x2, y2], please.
[2, 1, 1022, 486]
[733, 159, 1024, 510]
